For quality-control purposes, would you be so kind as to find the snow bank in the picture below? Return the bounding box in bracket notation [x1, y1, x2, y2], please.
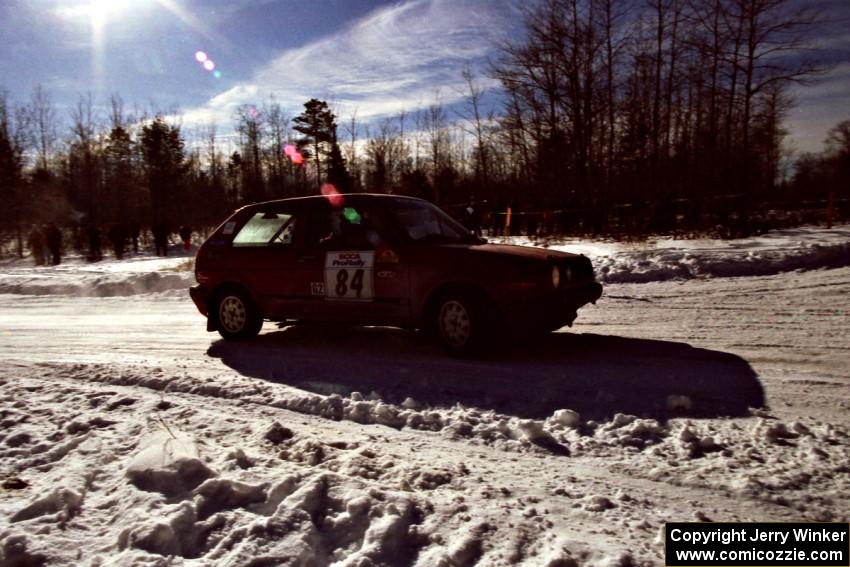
[2, 362, 849, 566]
[0, 254, 193, 296]
[1, 225, 847, 297]
[497, 224, 850, 283]
[55, 362, 848, 487]
[0, 271, 193, 296]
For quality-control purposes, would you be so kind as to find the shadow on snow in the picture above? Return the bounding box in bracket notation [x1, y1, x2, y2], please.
[207, 326, 764, 422]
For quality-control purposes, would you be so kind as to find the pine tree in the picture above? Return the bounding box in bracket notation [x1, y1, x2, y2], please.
[293, 99, 349, 192]
[140, 116, 185, 231]
[0, 93, 26, 256]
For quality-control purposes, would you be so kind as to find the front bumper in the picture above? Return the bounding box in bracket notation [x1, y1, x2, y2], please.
[505, 280, 603, 330]
[189, 284, 210, 317]
[565, 281, 603, 309]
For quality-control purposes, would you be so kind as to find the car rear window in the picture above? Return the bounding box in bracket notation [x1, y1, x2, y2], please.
[232, 212, 295, 247]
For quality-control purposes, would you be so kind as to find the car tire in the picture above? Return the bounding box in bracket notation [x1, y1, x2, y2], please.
[433, 293, 488, 355]
[213, 289, 263, 341]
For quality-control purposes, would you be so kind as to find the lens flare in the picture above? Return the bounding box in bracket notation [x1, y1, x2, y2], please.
[195, 51, 208, 63]
[322, 183, 344, 207]
[203, 60, 216, 71]
[213, 70, 222, 79]
[343, 207, 361, 224]
[284, 144, 304, 165]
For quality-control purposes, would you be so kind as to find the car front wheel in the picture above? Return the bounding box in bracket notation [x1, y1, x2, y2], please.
[434, 294, 486, 354]
[214, 290, 262, 341]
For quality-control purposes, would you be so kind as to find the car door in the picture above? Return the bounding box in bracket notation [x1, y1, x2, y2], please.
[294, 198, 410, 325]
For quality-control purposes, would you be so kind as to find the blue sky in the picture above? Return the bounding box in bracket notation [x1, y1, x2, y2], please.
[0, 0, 847, 153]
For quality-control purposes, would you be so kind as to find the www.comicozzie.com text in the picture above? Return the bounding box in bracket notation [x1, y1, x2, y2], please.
[669, 527, 847, 546]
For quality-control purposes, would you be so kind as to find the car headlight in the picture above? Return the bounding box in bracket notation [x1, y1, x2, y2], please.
[551, 265, 560, 288]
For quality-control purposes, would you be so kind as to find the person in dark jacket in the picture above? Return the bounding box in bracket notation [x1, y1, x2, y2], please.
[87, 225, 102, 262]
[27, 225, 46, 266]
[463, 198, 482, 237]
[108, 223, 127, 260]
[45, 223, 62, 265]
[129, 222, 140, 254]
[178, 225, 192, 251]
[153, 223, 169, 256]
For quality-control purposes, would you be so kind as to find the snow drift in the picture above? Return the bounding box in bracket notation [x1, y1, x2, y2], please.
[0, 224, 848, 297]
[499, 224, 850, 283]
[0, 256, 193, 297]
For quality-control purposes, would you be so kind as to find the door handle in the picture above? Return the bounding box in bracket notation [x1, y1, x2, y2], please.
[297, 255, 316, 263]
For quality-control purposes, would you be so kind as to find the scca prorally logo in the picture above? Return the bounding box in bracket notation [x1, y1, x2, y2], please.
[332, 253, 366, 268]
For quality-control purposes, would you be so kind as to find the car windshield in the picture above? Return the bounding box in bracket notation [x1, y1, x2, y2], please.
[390, 199, 476, 244]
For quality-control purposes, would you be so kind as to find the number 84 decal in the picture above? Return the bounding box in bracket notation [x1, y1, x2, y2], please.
[325, 251, 374, 301]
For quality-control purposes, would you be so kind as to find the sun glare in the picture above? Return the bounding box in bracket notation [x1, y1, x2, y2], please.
[88, 0, 137, 31]
[56, 0, 127, 23]
[57, 0, 224, 90]
[76, 0, 143, 95]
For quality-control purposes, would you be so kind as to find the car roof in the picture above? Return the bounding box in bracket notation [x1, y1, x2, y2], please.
[241, 193, 428, 212]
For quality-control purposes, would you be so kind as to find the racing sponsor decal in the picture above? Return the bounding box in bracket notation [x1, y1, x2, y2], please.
[377, 249, 400, 264]
[377, 270, 397, 279]
[223, 221, 236, 235]
[325, 251, 374, 301]
[310, 282, 325, 296]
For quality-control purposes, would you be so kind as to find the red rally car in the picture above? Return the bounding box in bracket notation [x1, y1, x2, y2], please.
[190, 194, 602, 353]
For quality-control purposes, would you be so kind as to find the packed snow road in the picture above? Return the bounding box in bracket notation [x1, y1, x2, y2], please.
[1, 236, 849, 565]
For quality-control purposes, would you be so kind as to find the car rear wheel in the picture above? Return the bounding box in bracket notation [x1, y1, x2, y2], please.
[214, 290, 262, 341]
[434, 294, 487, 354]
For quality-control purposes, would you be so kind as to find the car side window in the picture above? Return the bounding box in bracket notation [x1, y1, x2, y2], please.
[390, 199, 470, 243]
[307, 204, 385, 249]
[232, 211, 299, 247]
[270, 217, 297, 245]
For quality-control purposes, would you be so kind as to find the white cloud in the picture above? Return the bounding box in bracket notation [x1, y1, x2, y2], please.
[787, 62, 850, 153]
[182, 0, 517, 127]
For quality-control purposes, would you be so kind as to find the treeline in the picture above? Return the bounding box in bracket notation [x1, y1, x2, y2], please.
[0, 91, 230, 258]
[793, 120, 850, 224]
[0, 0, 847, 259]
[487, 0, 846, 235]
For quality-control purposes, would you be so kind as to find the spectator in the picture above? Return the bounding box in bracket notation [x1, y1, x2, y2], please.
[108, 223, 127, 260]
[45, 223, 63, 265]
[178, 225, 192, 251]
[27, 225, 46, 266]
[129, 222, 140, 254]
[153, 223, 169, 256]
[86, 225, 102, 262]
[463, 198, 482, 237]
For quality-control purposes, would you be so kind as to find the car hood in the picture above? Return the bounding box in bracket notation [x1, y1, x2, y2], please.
[447, 243, 581, 261]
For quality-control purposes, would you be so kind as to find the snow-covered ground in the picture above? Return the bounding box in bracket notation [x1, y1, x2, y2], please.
[495, 224, 850, 282]
[0, 226, 848, 566]
[2, 225, 849, 298]
[0, 252, 195, 297]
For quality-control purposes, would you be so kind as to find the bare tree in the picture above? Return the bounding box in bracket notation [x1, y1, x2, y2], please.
[423, 92, 451, 202]
[264, 98, 290, 198]
[734, 0, 821, 191]
[234, 104, 265, 202]
[28, 85, 57, 173]
[460, 67, 492, 186]
[69, 93, 101, 223]
[364, 117, 400, 194]
[342, 110, 362, 191]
